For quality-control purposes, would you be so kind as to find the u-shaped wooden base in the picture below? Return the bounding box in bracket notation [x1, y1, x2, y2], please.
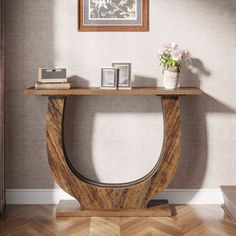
[46, 96, 181, 211]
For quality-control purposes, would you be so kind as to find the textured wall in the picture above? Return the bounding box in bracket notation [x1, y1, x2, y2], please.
[5, 0, 236, 189]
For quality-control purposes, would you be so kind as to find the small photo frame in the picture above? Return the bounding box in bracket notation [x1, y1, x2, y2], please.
[112, 63, 131, 89]
[101, 68, 118, 90]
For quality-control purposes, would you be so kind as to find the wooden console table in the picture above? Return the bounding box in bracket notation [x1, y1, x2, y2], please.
[24, 87, 202, 217]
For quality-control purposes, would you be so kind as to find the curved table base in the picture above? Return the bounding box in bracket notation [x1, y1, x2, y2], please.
[46, 96, 181, 210]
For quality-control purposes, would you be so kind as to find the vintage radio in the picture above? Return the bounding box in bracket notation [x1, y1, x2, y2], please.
[38, 68, 67, 83]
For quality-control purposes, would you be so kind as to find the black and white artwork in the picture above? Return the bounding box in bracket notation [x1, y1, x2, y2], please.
[89, 0, 137, 20]
[81, 0, 143, 27]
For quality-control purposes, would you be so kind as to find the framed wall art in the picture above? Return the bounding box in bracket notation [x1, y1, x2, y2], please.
[78, 0, 149, 31]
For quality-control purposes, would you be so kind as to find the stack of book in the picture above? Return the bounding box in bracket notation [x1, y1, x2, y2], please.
[35, 82, 71, 89]
[35, 68, 71, 90]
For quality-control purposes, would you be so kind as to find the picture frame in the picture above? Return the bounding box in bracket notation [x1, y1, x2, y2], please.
[78, 0, 149, 31]
[112, 63, 131, 89]
[101, 68, 118, 89]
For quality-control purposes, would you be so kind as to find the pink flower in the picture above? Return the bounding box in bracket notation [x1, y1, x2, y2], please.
[171, 49, 184, 61]
[154, 50, 164, 58]
[164, 42, 178, 50]
[155, 42, 191, 69]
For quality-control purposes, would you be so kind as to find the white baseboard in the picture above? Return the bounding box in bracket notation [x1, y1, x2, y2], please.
[6, 189, 223, 205]
[158, 189, 223, 204]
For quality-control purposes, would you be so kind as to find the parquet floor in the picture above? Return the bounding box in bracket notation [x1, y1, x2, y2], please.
[0, 205, 236, 236]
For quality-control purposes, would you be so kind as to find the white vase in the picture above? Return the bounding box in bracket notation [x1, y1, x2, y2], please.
[163, 68, 180, 89]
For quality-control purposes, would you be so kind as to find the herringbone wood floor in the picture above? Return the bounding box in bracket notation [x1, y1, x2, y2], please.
[0, 205, 236, 236]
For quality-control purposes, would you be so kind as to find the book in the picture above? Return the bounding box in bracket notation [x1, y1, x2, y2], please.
[35, 82, 72, 90]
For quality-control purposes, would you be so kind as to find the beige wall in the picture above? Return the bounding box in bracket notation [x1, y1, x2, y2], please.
[5, 0, 236, 189]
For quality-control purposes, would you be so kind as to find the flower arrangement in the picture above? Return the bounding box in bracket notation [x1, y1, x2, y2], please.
[155, 43, 189, 71]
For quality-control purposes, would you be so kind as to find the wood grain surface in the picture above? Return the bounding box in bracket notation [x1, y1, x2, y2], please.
[46, 96, 181, 211]
[56, 200, 171, 217]
[1, 204, 236, 235]
[24, 87, 203, 96]
[0, 0, 5, 217]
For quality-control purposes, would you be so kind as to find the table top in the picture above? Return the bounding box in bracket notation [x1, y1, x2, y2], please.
[24, 87, 203, 96]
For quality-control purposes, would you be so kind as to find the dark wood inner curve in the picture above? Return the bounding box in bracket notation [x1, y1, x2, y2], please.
[46, 96, 181, 209]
